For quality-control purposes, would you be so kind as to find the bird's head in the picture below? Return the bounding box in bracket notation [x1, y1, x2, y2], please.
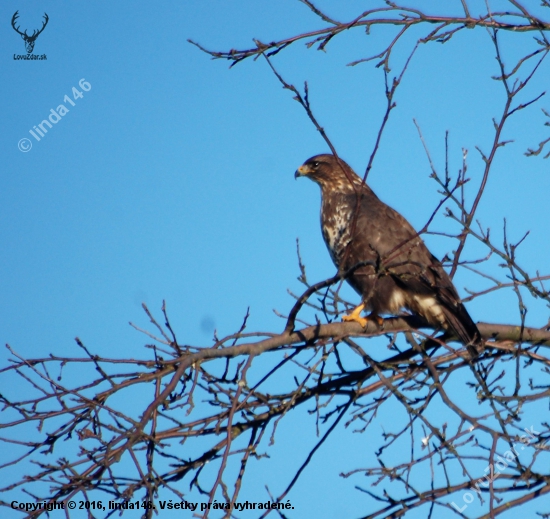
[295, 154, 361, 192]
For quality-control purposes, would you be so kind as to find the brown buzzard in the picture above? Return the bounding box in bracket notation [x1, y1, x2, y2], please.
[295, 154, 483, 357]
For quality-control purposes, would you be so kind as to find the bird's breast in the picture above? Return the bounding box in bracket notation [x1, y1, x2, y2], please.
[320, 200, 353, 266]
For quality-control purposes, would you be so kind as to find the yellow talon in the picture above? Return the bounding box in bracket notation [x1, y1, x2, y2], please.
[342, 303, 384, 329]
[342, 303, 368, 328]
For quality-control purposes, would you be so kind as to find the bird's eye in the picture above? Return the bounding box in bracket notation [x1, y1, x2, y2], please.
[312, 161, 319, 168]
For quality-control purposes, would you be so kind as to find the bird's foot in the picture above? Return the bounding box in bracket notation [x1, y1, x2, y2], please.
[342, 304, 384, 329]
[342, 303, 366, 327]
[369, 313, 385, 328]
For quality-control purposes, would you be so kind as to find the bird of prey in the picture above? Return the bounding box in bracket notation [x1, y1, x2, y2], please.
[295, 154, 483, 357]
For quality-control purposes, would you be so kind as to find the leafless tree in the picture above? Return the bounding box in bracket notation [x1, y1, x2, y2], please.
[2, 2, 550, 518]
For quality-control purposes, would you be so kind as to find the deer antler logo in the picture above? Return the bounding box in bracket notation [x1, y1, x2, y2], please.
[11, 11, 49, 54]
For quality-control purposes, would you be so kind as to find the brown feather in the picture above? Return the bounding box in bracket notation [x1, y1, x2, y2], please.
[296, 153, 483, 357]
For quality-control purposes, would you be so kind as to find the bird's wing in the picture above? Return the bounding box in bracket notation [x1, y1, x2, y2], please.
[352, 194, 481, 351]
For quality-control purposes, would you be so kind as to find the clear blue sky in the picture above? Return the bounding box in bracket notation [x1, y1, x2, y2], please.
[1, 1, 549, 517]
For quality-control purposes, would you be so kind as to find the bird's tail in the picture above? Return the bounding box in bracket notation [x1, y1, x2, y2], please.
[441, 303, 483, 358]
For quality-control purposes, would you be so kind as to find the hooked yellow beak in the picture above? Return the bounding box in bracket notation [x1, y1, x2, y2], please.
[294, 164, 311, 179]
